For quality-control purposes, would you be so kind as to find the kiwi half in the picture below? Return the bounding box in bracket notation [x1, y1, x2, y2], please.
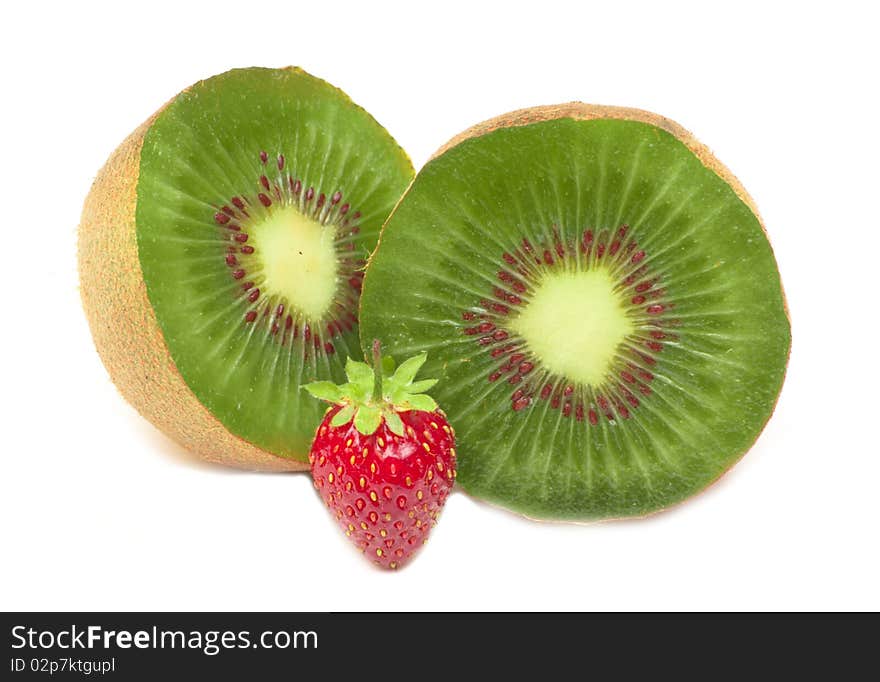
[359, 104, 790, 520]
[79, 67, 413, 470]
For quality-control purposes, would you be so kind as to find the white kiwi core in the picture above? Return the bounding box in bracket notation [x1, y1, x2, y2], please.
[508, 269, 634, 386]
[251, 206, 338, 319]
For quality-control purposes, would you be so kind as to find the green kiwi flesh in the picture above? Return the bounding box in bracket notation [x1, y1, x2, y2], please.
[359, 107, 790, 520]
[137, 67, 413, 461]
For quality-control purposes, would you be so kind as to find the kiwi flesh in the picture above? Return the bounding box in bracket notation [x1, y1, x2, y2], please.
[359, 104, 790, 520]
[79, 67, 413, 470]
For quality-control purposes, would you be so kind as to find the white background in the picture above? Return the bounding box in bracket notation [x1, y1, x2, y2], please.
[2, 0, 877, 611]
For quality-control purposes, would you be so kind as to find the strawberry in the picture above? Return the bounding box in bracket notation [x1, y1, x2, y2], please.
[304, 341, 456, 569]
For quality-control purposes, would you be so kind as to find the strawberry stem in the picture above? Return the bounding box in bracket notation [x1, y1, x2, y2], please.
[371, 339, 383, 402]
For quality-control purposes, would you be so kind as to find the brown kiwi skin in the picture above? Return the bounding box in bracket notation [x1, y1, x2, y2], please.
[383, 103, 790, 522]
[78, 100, 306, 472]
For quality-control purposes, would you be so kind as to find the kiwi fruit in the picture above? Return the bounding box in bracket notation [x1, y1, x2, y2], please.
[79, 67, 413, 470]
[359, 104, 790, 520]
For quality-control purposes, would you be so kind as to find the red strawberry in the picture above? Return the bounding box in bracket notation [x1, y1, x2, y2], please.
[305, 341, 456, 569]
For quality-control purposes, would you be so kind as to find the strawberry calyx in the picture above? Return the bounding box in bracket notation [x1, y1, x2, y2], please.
[304, 340, 438, 437]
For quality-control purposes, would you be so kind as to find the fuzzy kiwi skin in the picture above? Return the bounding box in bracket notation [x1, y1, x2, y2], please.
[78, 105, 306, 472]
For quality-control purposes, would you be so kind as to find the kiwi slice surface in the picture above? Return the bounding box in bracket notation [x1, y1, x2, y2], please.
[360, 105, 789, 520]
[80, 67, 413, 468]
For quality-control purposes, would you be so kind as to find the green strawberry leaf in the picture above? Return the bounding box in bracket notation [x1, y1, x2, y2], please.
[345, 358, 374, 387]
[330, 404, 356, 427]
[384, 410, 405, 436]
[407, 378, 438, 393]
[404, 394, 438, 412]
[302, 346, 441, 438]
[344, 381, 370, 403]
[387, 386, 406, 404]
[390, 352, 427, 387]
[303, 381, 344, 403]
[354, 405, 382, 435]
